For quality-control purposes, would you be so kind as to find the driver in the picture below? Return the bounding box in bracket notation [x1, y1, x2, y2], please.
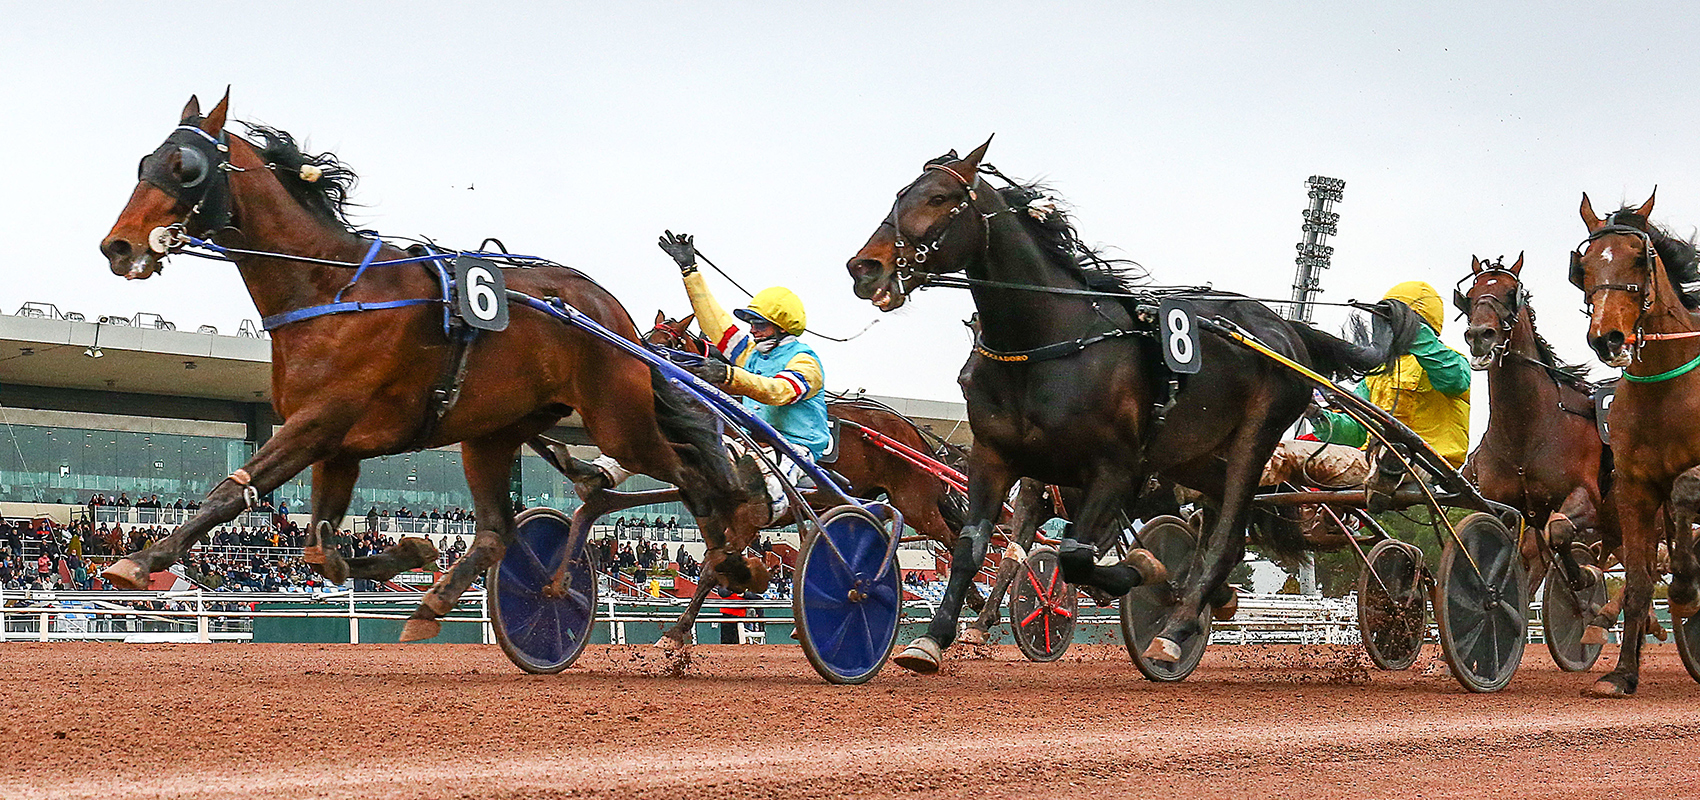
[589, 232, 830, 524]
[1262, 280, 1472, 488]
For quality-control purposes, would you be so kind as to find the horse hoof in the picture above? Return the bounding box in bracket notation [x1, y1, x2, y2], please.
[301, 545, 326, 565]
[654, 635, 687, 653]
[399, 617, 441, 643]
[1582, 679, 1632, 699]
[1212, 588, 1240, 621]
[396, 536, 440, 567]
[1125, 548, 1169, 585]
[100, 559, 149, 590]
[958, 626, 988, 646]
[1580, 625, 1608, 645]
[422, 590, 456, 616]
[1142, 637, 1182, 663]
[892, 637, 942, 674]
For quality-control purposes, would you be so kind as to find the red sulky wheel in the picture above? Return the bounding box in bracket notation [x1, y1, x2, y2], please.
[1007, 545, 1077, 662]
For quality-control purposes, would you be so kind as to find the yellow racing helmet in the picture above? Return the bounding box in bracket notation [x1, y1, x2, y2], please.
[734, 286, 807, 335]
[1383, 280, 1445, 334]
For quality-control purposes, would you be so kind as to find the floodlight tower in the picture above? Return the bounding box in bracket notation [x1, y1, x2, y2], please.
[1286, 176, 1345, 323]
[1286, 175, 1344, 597]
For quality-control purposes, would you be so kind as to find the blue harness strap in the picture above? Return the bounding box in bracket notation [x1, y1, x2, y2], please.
[261, 297, 441, 331]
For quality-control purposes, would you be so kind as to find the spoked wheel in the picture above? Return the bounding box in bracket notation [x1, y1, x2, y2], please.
[488, 507, 598, 674]
[1120, 515, 1212, 682]
[1436, 513, 1528, 693]
[1008, 545, 1077, 662]
[1542, 548, 1607, 672]
[1357, 539, 1426, 671]
[794, 505, 903, 684]
[1675, 609, 1700, 685]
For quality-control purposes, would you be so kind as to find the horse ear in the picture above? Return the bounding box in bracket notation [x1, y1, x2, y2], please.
[1634, 188, 1657, 219]
[1470, 255, 1483, 274]
[1510, 251, 1525, 275]
[655, 310, 667, 326]
[179, 95, 201, 123]
[680, 314, 695, 331]
[1580, 193, 1603, 232]
[952, 135, 994, 181]
[201, 86, 230, 135]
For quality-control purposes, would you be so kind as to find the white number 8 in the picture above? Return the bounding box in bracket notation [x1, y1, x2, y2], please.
[467, 266, 499, 321]
[1166, 307, 1194, 364]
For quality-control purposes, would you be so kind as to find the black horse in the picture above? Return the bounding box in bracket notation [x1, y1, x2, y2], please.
[845, 139, 1415, 671]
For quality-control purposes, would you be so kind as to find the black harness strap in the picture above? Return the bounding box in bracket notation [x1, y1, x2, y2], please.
[972, 328, 1137, 363]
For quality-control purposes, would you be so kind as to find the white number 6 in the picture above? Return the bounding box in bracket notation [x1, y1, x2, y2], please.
[467, 266, 499, 321]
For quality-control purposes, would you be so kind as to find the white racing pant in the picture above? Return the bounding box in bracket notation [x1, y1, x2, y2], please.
[592, 436, 810, 527]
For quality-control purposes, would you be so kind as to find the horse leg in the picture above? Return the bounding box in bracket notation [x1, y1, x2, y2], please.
[656, 564, 721, 650]
[1147, 425, 1271, 663]
[1586, 480, 1659, 697]
[101, 415, 348, 589]
[300, 455, 439, 585]
[402, 434, 524, 642]
[963, 479, 1048, 643]
[1056, 470, 1164, 597]
[1665, 467, 1700, 620]
[892, 448, 1016, 673]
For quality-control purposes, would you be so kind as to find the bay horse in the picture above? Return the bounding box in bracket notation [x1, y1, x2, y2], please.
[844, 140, 1415, 671]
[98, 92, 759, 641]
[1569, 191, 1700, 696]
[1458, 254, 1613, 595]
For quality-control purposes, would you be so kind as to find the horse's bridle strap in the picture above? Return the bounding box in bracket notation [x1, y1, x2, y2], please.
[972, 328, 1136, 363]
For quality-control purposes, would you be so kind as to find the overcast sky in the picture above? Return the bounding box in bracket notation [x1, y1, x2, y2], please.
[6, 2, 1700, 444]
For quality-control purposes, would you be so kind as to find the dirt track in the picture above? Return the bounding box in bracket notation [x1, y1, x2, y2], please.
[4, 641, 1699, 800]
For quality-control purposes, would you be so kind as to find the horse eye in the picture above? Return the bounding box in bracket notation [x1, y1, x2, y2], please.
[928, 194, 948, 206]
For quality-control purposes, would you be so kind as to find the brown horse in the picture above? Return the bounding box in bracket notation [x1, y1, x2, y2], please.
[1569, 191, 1700, 696]
[98, 92, 757, 641]
[1458, 256, 1610, 587]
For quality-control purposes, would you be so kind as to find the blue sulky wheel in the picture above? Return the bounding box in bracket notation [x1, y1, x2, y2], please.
[1435, 512, 1528, 693]
[793, 504, 904, 685]
[488, 507, 598, 674]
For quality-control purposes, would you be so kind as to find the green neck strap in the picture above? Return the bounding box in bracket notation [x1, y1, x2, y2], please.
[1623, 349, 1700, 383]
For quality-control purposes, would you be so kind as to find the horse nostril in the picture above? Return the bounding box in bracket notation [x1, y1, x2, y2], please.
[103, 238, 132, 259]
[1606, 330, 1625, 350]
[848, 258, 884, 277]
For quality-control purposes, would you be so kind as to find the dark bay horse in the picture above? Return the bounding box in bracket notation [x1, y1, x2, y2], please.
[1458, 254, 1613, 594]
[98, 92, 756, 640]
[844, 140, 1413, 671]
[1569, 191, 1700, 696]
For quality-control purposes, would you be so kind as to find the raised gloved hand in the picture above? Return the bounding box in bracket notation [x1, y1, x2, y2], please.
[658, 230, 697, 275]
[684, 359, 731, 385]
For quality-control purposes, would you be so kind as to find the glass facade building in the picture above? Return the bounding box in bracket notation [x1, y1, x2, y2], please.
[0, 422, 695, 521]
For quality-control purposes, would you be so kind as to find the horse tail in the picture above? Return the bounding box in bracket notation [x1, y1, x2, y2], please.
[1290, 300, 1423, 379]
[1248, 505, 1311, 566]
[937, 487, 969, 534]
[649, 370, 742, 516]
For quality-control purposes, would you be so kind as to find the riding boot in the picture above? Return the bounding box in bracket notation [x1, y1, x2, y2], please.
[1366, 445, 1409, 515]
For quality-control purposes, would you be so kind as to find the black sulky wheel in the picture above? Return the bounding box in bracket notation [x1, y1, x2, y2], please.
[1008, 545, 1077, 662]
[488, 507, 598, 674]
[1357, 538, 1426, 671]
[1675, 601, 1700, 684]
[1542, 548, 1606, 673]
[1120, 515, 1212, 682]
[1436, 512, 1528, 693]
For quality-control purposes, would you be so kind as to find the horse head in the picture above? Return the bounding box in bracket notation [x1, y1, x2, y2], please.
[101, 90, 237, 281]
[847, 137, 995, 312]
[1572, 191, 1661, 367]
[643, 310, 705, 355]
[1458, 252, 1526, 368]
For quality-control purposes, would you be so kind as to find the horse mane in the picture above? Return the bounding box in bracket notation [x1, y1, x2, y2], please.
[1522, 301, 1590, 384]
[1609, 206, 1700, 310]
[241, 123, 360, 229]
[992, 181, 1148, 293]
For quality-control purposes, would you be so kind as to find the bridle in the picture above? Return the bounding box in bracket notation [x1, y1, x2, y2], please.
[643, 319, 708, 356]
[883, 161, 994, 298]
[1570, 215, 1700, 381]
[136, 121, 245, 250]
[1454, 265, 1527, 368]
